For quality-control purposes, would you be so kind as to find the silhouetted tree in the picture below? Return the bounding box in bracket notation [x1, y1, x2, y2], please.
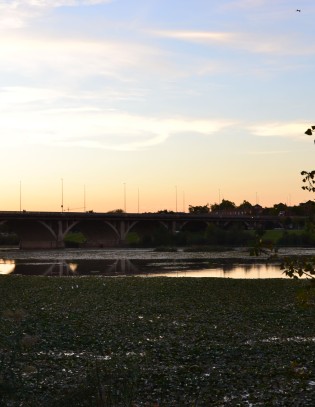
[107, 209, 125, 213]
[157, 209, 175, 214]
[188, 204, 210, 214]
[211, 199, 236, 211]
[238, 200, 253, 211]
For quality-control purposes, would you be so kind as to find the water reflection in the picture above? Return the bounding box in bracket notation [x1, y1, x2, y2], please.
[42, 262, 79, 276]
[139, 264, 287, 279]
[0, 259, 15, 275]
[0, 256, 287, 278]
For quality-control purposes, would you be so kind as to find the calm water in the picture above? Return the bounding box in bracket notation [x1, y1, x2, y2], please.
[1, 247, 314, 278]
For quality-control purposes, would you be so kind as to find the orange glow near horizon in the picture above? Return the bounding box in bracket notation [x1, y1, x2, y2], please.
[0, 178, 310, 213]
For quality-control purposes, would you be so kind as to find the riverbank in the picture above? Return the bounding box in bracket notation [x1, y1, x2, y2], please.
[1, 246, 315, 260]
[1, 276, 314, 406]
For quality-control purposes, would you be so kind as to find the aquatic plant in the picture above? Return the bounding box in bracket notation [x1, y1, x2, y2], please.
[0, 277, 314, 405]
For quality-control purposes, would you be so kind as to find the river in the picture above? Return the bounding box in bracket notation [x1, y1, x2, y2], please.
[1, 247, 314, 278]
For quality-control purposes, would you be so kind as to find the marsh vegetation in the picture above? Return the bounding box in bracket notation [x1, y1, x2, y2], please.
[1, 276, 314, 406]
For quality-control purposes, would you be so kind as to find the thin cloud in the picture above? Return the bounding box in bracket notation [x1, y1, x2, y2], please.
[0, 0, 113, 29]
[46, 113, 235, 151]
[237, 34, 315, 56]
[0, 35, 166, 82]
[153, 30, 233, 44]
[0, 0, 112, 8]
[246, 150, 290, 155]
[0, 88, 235, 151]
[152, 29, 315, 57]
[248, 122, 310, 139]
[222, 0, 269, 9]
[1, 86, 308, 151]
[152, 30, 233, 42]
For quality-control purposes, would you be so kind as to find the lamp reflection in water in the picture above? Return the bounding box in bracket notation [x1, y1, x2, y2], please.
[69, 263, 78, 273]
[0, 259, 15, 275]
[43, 262, 78, 276]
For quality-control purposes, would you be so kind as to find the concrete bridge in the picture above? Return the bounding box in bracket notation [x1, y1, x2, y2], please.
[0, 211, 301, 249]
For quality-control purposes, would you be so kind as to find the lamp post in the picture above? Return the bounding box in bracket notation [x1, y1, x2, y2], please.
[84, 184, 86, 212]
[61, 178, 64, 212]
[19, 181, 21, 212]
[124, 183, 126, 212]
[175, 185, 178, 212]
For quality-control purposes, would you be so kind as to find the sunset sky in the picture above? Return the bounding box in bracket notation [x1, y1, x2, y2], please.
[1, 0, 315, 213]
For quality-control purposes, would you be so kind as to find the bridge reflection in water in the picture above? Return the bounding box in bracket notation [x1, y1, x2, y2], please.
[0, 257, 285, 278]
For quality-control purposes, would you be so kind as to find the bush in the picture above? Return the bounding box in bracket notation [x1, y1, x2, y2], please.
[64, 232, 86, 248]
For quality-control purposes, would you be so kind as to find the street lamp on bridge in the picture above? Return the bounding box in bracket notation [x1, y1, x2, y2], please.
[61, 178, 64, 213]
[123, 182, 126, 212]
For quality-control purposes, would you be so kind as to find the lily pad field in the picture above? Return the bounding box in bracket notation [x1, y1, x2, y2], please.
[0, 276, 314, 406]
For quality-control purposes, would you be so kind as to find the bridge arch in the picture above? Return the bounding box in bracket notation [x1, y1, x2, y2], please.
[4, 220, 63, 249]
[179, 220, 209, 233]
[125, 219, 173, 244]
[71, 220, 121, 247]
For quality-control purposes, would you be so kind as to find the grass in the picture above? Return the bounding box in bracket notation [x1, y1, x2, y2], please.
[263, 229, 305, 244]
[0, 276, 315, 406]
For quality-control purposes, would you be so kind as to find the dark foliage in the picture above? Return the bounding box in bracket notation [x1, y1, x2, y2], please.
[0, 277, 314, 406]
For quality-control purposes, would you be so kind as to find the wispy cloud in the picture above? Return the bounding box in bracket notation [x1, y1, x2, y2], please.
[154, 30, 233, 43]
[0, 0, 112, 8]
[0, 0, 113, 29]
[222, 0, 270, 9]
[0, 84, 308, 151]
[248, 122, 309, 139]
[0, 85, 235, 151]
[152, 29, 315, 57]
[245, 150, 290, 155]
[0, 35, 165, 82]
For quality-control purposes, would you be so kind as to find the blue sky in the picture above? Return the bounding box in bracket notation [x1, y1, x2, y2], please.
[0, 0, 315, 212]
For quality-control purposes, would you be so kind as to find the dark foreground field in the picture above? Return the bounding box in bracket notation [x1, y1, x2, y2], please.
[0, 276, 314, 406]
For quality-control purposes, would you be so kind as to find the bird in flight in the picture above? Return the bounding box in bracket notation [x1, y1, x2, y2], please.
[296, 9, 301, 12]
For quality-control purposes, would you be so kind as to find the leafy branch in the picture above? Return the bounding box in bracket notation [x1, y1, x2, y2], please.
[282, 126, 315, 281]
[281, 257, 315, 280]
[301, 170, 315, 193]
[301, 126, 315, 192]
